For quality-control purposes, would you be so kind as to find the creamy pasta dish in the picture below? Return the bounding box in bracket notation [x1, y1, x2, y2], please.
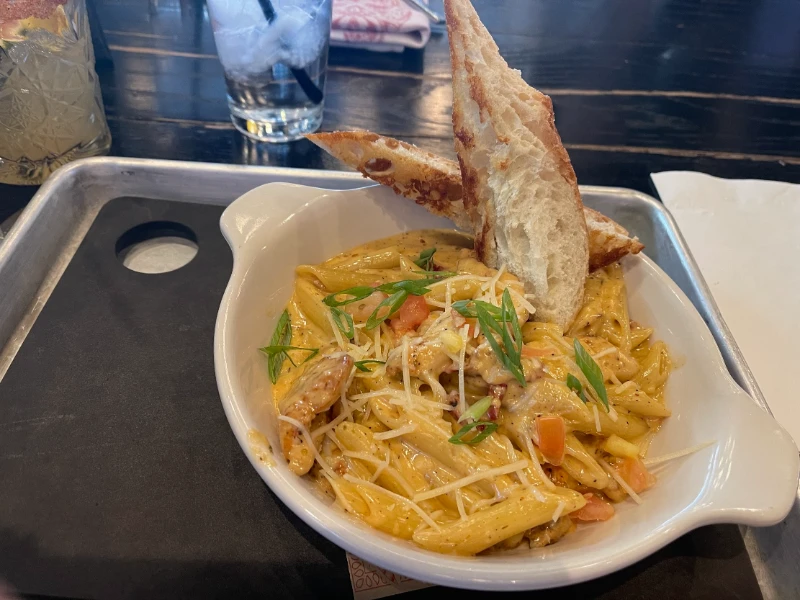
[262, 230, 672, 555]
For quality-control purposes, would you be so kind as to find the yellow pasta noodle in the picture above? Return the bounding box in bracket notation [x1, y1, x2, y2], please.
[265, 230, 672, 555]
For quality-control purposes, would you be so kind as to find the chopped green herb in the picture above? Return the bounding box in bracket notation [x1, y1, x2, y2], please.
[449, 421, 498, 445]
[414, 248, 436, 271]
[365, 290, 408, 330]
[452, 292, 526, 386]
[330, 306, 355, 339]
[566, 373, 588, 403]
[259, 345, 319, 383]
[451, 299, 502, 319]
[354, 359, 386, 372]
[458, 396, 493, 423]
[573, 339, 609, 410]
[263, 310, 292, 383]
[323, 286, 375, 307]
[500, 288, 524, 365]
[377, 277, 441, 296]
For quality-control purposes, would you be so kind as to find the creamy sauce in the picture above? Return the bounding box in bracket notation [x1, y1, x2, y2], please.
[248, 429, 275, 467]
[273, 229, 474, 406]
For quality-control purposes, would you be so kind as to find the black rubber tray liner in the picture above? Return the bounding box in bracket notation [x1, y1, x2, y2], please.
[0, 197, 763, 600]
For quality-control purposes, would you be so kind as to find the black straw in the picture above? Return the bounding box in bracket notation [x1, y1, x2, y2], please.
[257, 0, 324, 105]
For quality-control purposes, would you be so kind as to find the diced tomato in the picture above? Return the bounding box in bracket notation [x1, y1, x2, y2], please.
[390, 295, 430, 334]
[572, 493, 615, 522]
[535, 415, 566, 466]
[617, 457, 656, 494]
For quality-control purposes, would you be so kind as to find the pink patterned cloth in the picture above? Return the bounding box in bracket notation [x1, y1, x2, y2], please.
[331, 0, 432, 53]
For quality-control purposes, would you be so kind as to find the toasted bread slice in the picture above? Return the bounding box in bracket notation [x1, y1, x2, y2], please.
[445, 0, 588, 330]
[585, 208, 645, 271]
[307, 130, 644, 272]
[306, 131, 472, 230]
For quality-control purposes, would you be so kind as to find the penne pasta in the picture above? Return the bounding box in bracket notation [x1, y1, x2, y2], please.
[264, 229, 671, 555]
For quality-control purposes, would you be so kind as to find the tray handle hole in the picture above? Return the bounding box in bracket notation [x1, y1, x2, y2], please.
[116, 221, 198, 274]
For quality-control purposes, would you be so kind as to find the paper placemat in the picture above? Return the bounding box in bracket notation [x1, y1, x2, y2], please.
[347, 553, 432, 599]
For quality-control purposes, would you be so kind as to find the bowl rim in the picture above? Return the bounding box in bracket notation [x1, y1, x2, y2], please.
[213, 182, 799, 590]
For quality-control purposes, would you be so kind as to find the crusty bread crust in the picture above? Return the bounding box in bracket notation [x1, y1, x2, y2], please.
[306, 131, 471, 230]
[308, 130, 644, 272]
[585, 208, 645, 271]
[445, 0, 588, 330]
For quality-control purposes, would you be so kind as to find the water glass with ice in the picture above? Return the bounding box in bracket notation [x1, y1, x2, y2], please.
[207, 0, 332, 143]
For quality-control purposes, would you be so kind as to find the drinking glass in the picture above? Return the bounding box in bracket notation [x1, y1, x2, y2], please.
[206, 0, 332, 143]
[0, 0, 111, 185]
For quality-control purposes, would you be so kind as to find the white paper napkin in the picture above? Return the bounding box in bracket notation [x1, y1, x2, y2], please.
[346, 553, 431, 599]
[651, 171, 800, 445]
[331, 0, 432, 53]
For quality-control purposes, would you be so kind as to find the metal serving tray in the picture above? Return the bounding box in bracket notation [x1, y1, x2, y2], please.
[0, 156, 795, 598]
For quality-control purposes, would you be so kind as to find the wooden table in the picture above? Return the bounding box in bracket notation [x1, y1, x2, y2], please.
[93, 0, 800, 185]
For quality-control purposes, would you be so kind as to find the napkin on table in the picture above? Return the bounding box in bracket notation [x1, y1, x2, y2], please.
[651, 171, 800, 446]
[347, 553, 431, 599]
[331, 0, 432, 52]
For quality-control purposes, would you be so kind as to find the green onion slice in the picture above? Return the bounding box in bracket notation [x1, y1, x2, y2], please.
[323, 286, 375, 307]
[259, 345, 319, 383]
[263, 310, 291, 383]
[330, 306, 355, 339]
[365, 290, 408, 330]
[354, 359, 385, 372]
[573, 339, 609, 410]
[448, 421, 499, 445]
[566, 373, 588, 403]
[414, 248, 436, 271]
[458, 396, 493, 423]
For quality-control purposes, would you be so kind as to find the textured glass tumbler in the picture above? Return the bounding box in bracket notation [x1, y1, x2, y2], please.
[207, 0, 332, 143]
[0, 0, 111, 185]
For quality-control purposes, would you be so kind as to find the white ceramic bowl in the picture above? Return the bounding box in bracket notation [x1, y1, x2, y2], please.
[214, 182, 799, 590]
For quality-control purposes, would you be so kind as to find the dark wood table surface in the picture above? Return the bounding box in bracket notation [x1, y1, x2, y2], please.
[4, 0, 800, 224]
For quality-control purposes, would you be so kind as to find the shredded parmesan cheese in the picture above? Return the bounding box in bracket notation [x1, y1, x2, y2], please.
[340, 366, 356, 422]
[507, 288, 536, 315]
[324, 474, 356, 514]
[373, 424, 418, 440]
[524, 431, 555, 490]
[592, 404, 602, 433]
[643, 441, 716, 466]
[599, 458, 643, 505]
[615, 381, 637, 394]
[592, 347, 617, 360]
[607, 405, 619, 422]
[388, 395, 454, 412]
[401, 336, 412, 406]
[427, 274, 491, 288]
[278, 414, 337, 479]
[311, 397, 370, 439]
[529, 486, 546, 502]
[373, 328, 382, 361]
[457, 324, 469, 416]
[551, 500, 566, 522]
[343, 474, 440, 531]
[326, 310, 347, 350]
[455, 489, 467, 521]
[413, 460, 529, 502]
